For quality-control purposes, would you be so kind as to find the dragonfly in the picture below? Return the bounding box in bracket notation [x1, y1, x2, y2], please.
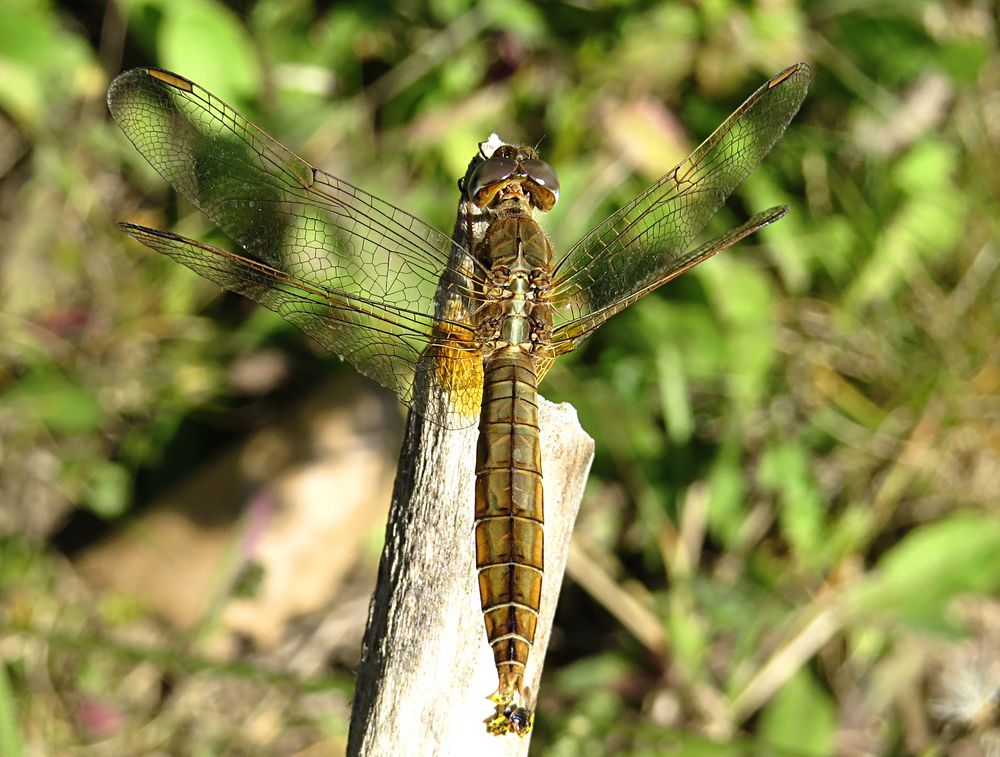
[108, 62, 810, 736]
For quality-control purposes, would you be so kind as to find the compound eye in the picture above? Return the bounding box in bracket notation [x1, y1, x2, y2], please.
[515, 159, 558, 210]
[467, 156, 517, 205]
[521, 158, 560, 207]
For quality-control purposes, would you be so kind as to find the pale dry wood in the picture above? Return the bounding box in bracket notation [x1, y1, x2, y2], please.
[348, 397, 594, 756]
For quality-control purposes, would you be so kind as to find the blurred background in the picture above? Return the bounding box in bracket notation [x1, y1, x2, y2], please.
[1, 0, 999, 754]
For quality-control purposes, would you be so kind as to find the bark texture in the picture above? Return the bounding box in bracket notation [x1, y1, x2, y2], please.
[348, 397, 594, 756]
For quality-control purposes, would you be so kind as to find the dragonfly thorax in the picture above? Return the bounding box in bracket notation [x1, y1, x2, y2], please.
[475, 215, 554, 354]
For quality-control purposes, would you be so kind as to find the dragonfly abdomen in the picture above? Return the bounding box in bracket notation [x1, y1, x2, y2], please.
[475, 351, 544, 705]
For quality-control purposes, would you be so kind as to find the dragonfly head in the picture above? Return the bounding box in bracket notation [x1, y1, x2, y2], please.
[465, 144, 559, 213]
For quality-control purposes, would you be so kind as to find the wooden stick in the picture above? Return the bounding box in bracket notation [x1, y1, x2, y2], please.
[348, 397, 594, 755]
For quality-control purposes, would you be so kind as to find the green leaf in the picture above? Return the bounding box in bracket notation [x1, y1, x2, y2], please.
[744, 171, 811, 294]
[2, 371, 104, 435]
[0, 56, 43, 130]
[83, 460, 132, 519]
[846, 190, 965, 307]
[637, 299, 726, 381]
[892, 140, 957, 194]
[847, 139, 965, 307]
[698, 257, 776, 411]
[668, 588, 708, 676]
[758, 441, 826, 569]
[939, 38, 990, 83]
[802, 214, 854, 285]
[634, 726, 751, 756]
[0, 1, 94, 130]
[759, 668, 836, 756]
[707, 447, 747, 547]
[157, 0, 261, 103]
[552, 652, 632, 697]
[482, 0, 546, 40]
[0, 662, 24, 757]
[656, 344, 693, 444]
[849, 514, 1000, 632]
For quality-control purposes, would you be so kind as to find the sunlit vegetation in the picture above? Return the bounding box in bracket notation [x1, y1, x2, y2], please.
[1, 1, 998, 754]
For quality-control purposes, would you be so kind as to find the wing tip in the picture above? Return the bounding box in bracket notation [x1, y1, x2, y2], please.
[761, 204, 790, 224]
[116, 220, 145, 238]
[107, 67, 195, 115]
[769, 61, 812, 90]
[117, 221, 186, 245]
[144, 68, 195, 92]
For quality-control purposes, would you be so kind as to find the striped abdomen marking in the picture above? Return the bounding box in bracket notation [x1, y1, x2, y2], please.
[475, 351, 543, 699]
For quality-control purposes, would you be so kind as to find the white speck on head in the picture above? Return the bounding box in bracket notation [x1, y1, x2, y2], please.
[479, 133, 506, 159]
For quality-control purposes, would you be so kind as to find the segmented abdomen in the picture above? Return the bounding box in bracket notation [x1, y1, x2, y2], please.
[475, 351, 543, 697]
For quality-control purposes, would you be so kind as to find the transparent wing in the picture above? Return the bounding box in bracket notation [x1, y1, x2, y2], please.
[120, 224, 483, 428]
[547, 63, 811, 351]
[543, 206, 787, 362]
[108, 67, 485, 428]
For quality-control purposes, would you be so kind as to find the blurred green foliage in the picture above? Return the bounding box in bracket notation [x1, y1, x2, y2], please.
[1, 0, 998, 754]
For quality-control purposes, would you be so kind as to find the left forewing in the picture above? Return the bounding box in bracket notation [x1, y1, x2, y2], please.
[122, 223, 482, 427]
